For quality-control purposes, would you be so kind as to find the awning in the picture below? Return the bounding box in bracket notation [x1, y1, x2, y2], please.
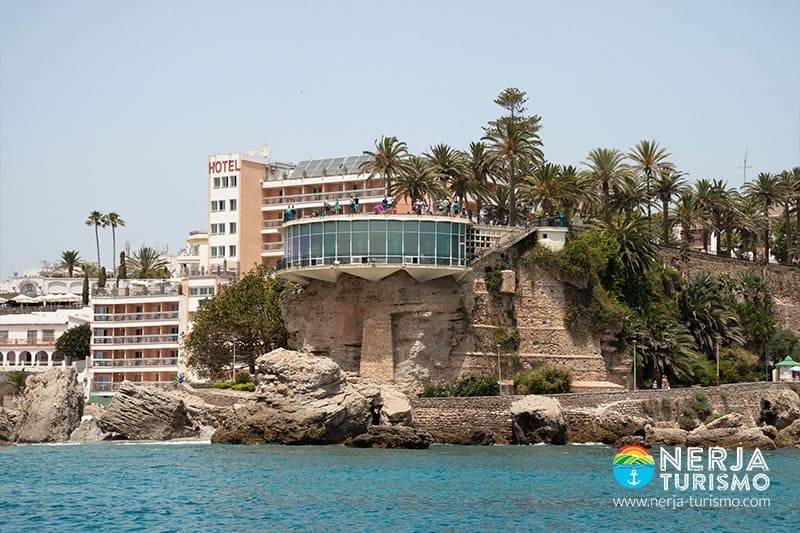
[11, 293, 41, 304]
[41, 293, 81, 303]
[790, 366, 800, 372]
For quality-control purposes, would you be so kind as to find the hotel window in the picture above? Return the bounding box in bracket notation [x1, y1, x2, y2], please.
[229, 222, 237, 234]
[213, 177, 220, 189]
[229, 199, 237, 211]
[27, 330, 37, 342]
[221, 176, 229, 187]
[230, 176, 237, 187]
[229, 245, 237, 257]
[0, 330, 8, 341]
[42, 329, 55, 342]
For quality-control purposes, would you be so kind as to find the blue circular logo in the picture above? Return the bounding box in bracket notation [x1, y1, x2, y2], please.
[613, 445, 655, 489]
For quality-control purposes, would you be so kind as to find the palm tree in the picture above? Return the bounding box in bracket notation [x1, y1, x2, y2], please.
[59, 250, 82, 278]
[743, 172, 781, 263]
[519, 163, 580, 221]
[609, 173, 647, 221]
[423, 144, 472, 206]
[673, 191, 701, 247]
[628, 140, 673, 231]
[106, 212, 125, 275]
[707, 179, 735, 254]
[596, 216, 658, 276]
[582, 148, 629, 224]
[394, 156, 447, 207]
[129, 246, 170, 279]
[466, 141, 495, 215]
[85, 210, 105, 268]
[693, 179, 715, 252]
[359, 136, 409, 197]
[483, 119, 543, 226]
[653, 168, 687, 245]
[678, 272, 744, 357]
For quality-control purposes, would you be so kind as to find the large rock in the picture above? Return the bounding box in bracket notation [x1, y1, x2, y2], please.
[345, 425, 432, 449]
[97, 382, 194, 440]
[565, 402, 651, 444]
[758, 389, 800, 430]
[377, 385, 412, 426]
[14, 368, 83, 443]
[511, 395, 566, 444]
[644, 426, 688, 447]
[775, 419, 800, 448]
[70, 415, 114, 442]
[211, 349, 370, 445]
[0, 409, 17, 442]
[686, 424, 776, 450]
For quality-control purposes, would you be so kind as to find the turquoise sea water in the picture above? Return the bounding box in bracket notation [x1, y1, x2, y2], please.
[0, 443, 797, 532]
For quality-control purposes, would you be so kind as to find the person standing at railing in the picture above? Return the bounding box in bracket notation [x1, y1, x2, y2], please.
[334, 199, 341, 215]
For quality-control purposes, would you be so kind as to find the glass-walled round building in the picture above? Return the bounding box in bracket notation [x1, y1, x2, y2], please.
[278, 215, 470, 283]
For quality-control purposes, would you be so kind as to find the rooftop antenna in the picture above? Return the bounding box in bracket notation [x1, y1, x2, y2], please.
[739, 148, 751, 187]
[259, 144, 272, 160]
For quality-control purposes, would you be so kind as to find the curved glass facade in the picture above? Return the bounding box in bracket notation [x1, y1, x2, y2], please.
[283, 217, 468, 268]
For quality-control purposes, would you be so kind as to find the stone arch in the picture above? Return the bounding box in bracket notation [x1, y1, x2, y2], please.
[19, 351, 32, 365]
[6, 351, 16, 365]
[52, 350, 66, 365]
[35, 350, 49, 365]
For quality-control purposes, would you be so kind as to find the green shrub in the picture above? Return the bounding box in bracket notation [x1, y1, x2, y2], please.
[514, 366, 572, 395]
[452, 374, 499, 397]
[422, 382, 453, 398]
[691, 392, 714, 421]
[231, 382, 255, 392]
[485, 270, 503, 293]
[235, 373, 252, 385]
[213, 381, 234, 389]
[493, 326, 520, 352]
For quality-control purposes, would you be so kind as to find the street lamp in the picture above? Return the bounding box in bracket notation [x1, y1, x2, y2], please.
[715, 334, 721, 386]
[231, 340, 236, 383]
[632, 340, 637, 391]
[496, 343, 501, 395]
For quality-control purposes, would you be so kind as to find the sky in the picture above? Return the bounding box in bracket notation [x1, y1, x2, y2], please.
[1, 0, 799, 280]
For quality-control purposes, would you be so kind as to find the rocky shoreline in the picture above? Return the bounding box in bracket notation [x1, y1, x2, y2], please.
[2, 350, 800, 450]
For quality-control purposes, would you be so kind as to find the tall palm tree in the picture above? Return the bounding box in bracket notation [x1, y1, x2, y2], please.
[653, 167, 687, 245]
[423, 144, 472, 206]
[106, 212, 125, 275]
[482, 118, 543, 226]
[707, 179, 735, 254]
[596, 216, 658, 276]
[582, 148, 629, 224]
[519, 162, 565, 218]
[673, 190, 700, 246]
[359, 136, 409, 197]
[466, 141, 495, 215]
[85, 210, 105, 269]
[130, 245, 170, 279]
[394, 156, 447, 207]
[743, 172, 781, 263]
[693, 179, 715, 252]
[628, 140, 673, 232]
[609, 173, 647, 221]
[59, 250, 82, 278]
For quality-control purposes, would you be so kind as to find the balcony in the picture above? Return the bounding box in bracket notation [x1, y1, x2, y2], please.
[92, 380, 176, 393]
[92, 334, 179, 345]
[263, 219, 284, 228]
[0, 338, 57, 347]
[93, 282, 182, 298]
[262, 242, 284, 251]
[91, 357, 179, 368]
[262, 187, 385, 206]
[94, 311, 179, 322]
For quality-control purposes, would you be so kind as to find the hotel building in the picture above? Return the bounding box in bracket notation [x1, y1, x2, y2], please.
[208, 150, 391, 271]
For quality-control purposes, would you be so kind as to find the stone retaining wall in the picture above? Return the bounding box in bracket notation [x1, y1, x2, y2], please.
[410, 382, 796, 443]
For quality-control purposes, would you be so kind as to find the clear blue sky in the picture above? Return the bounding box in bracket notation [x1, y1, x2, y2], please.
[1, 0, 799, 280]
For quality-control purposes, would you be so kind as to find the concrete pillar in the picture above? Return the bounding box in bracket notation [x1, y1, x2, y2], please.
[1, 351, 6, 367]
[47, 351, 53, 367]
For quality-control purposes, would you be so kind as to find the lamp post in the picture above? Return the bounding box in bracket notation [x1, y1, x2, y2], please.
[231, 340, 236, 383]
[496, 343, 502, 395]
[765, 346, 769, 382]
[715, 335, 721, 386]
[632, 340, 637, 392]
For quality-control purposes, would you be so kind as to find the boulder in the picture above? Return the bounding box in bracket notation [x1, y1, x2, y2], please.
[70, 415, 114, 442]
[686, 424, 776, 450]
[14, 368, 83, 443]
[511, 395, 566, 445]
[97, 382, 195, 440]
[775, 419, 800, 448]
[345, 425, 432, 449]
[644, 426, 688, 447]
[211, 349, 370, 445]
[758, 389, 800, 430]
[430, 428, 496, 446]
[705, 413, 745, 430]
[565, 403, 651, 444]
[0, 409, 17, 442]
[377, 385, 412, 426]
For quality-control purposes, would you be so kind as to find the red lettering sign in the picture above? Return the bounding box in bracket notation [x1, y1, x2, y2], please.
[208, 158, 241, 174]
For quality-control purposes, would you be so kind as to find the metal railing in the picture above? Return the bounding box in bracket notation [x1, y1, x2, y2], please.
[93, 284, 182, 298]
[92, 380, 176, 392]
[91, 357, 179, 368]
[94, 311, 179, 322]
[0, 338, 57, 346]
[92, 334, 179, 345]
[262, 242, 284, 251]
[263, 187, 385, 206]
[262, 219, 284, 228]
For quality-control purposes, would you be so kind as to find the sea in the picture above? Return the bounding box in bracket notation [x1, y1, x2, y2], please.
[0, 442, 796, 532]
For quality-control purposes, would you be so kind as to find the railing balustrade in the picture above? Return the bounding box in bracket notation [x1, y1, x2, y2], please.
[92, 334, 179, 345]
[94, 311, 179, 322]
[263, 187, 385, 206]
[91, 357, 179, 368]
[92, 380, 175, 392]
